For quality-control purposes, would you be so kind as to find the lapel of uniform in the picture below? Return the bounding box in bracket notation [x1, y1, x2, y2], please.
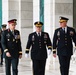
[67, 26, 70, 35]
[41, 32, 44, 38]
[35, 32, 37, 37]
[14, 30, 16, 36]
[35, 32, 39, 39]
[60, 28, 63, 34]
[34, 32, 38, 40]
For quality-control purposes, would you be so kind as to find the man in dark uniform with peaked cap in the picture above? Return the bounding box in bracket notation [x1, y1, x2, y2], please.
[53, 16, 76, 75]
[0, 24, 7, 65]
[25, 21, 52, 75]
[1, 19, 22, 75]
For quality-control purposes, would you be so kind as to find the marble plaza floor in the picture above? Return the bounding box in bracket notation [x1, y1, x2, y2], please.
[0, 58, 76, 75]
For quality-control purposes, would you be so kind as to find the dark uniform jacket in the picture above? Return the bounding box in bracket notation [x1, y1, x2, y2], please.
[25, 32, 52, 60]
[53, 26, 76, 56]
[0, 30, 1, 48]
[1, 29, 22, 58]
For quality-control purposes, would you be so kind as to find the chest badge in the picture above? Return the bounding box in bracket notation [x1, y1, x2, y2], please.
[32, 35, 35, 41]
[6, 33, 10, 38]
[8, 39, 10, 41]
[44, 34, 47, 39]
[13, 39, 15, 41]
[57, 31, 60, 37]
[70, 31, 74, 36]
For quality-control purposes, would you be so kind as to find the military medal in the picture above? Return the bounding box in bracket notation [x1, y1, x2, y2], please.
[16, 41, 18, 43]
[15, 35, 17, 39]
[33, 42, 34, 44]
[17, 35, 20, 39]
[8, 39, 10, 41]
[70, 31, 74, 36]
[44, 41, 46, 44]
[13, 39, 15, 41]
[32, 35, 35, 41]
[44, 34, 47, 39]
[6, 33, 10, 38]
[58, 38, 60, 40]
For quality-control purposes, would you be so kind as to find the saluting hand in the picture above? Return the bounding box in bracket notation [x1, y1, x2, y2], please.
[6, 52, 11, 57]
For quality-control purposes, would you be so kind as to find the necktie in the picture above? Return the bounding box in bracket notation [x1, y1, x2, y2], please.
[38, 33, 41, 38]
[38, 33, 40, 37]
[64, 28, 65, 33]
[62, 28, 65, 33]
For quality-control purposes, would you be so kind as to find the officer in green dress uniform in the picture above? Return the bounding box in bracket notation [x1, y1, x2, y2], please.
[0, 24, 7, 65]
[1, 19, 22, 75]
[25, 21, 52, 75]
[53, 16, 76, 75]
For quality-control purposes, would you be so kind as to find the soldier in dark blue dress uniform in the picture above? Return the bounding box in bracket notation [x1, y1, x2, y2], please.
[0, 24, 7, 65]
[53, 16, 76, 75]
[25, 21, 52, 75]
[1, 19, 22, 75]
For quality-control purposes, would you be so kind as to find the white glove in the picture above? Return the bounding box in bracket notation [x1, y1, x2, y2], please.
[48, 50, 51, 55]
[25, 53, 29, 58]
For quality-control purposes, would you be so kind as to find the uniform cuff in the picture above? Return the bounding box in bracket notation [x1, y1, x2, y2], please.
[52, 49, 56, 54]
[4, 49, 8, 53]
[48, 46, 52, 49]
[25, 49, 29, 53]
[48, 46, 52, 48]
[19, 51, 22, 55]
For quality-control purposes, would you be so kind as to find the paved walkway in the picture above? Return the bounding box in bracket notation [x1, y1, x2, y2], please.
[0, 58, 75, 75]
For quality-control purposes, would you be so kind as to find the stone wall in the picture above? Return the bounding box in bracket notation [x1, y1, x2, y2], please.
[21, 0, 33, 58]
[55, 0, 73, 28]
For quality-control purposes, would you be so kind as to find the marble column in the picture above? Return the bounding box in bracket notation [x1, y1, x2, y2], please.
[2, 0, 8, 28]
[44, 0, 56, 70]
[55, 0, 73, 28]
[8, 0, 20, 29]
[33, 0, 40, 31]
[21, 0, 33, 59]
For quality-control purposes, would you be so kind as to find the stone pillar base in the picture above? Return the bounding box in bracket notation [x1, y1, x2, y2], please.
[46, 54, 59, 71]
